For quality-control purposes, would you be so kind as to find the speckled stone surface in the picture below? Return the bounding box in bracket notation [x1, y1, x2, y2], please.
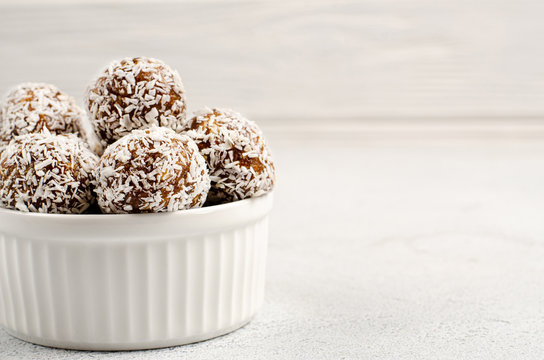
[2, 133, 544, 359]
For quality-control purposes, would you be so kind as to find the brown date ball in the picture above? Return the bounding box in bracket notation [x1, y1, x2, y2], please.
[0, 83, 89, 145]
[186, 108, 276, 204]
[85, 57, 187, 147]
[0, 131, 99, 213]
[94, 126, 210, 214]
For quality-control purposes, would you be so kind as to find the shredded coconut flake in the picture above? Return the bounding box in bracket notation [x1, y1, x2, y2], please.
[0, 83, 100, 153]
[0, 131, 99, 213]
[85, 57, 187, 148]
[185, 108, 276, 203]
[94, 126, 210, 213]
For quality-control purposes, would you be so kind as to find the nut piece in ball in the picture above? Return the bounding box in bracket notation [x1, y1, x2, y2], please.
[94, 126, 210, 213]
[85, 57, 187, 147]
[186, 108, 276, 203]
[0, 131, 99, 213]
[0, 83, 88, 143]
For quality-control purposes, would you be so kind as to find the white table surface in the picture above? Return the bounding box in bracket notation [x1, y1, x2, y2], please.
[2, 130, 544, 359]
[2, 0, 544, 358]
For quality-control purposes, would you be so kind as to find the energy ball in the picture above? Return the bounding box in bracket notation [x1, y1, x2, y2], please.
[0, 83, 88, 143]
[0, 131, 99, 213]
[186, 108, 276, 203]
[85, 57, 187, 147]
[94, 126, 210, 214]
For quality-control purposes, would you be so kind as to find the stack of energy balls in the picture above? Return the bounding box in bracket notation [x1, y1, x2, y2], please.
[0, 57, 276, 214]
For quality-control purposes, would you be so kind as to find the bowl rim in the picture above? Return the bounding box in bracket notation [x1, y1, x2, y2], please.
[0, 192, 274, 241]
[0, 191, 272, 219]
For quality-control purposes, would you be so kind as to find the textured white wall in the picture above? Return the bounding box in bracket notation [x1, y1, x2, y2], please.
[1, 0, 544, 122]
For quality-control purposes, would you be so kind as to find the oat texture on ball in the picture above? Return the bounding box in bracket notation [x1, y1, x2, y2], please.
[94, 126, 210, 214]
[85, 57, 187, 147]
[0, 83, 88, 144]
[0, 131, 99, 213]
[186, 108, 276, 203]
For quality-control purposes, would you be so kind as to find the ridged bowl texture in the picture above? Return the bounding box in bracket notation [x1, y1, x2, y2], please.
[0, 192, 273, 350]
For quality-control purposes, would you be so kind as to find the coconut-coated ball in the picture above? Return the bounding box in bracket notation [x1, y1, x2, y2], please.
[0, 83, 88, 144]
[94, 126, 210, 213]
[186, 108, 276, 203]
[0, 131, 99, 213]
[85, 57, 187, 147]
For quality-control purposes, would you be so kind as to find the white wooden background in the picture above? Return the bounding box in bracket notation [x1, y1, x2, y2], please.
[2, 1, 544, 359]
[1, 0, 544, 123]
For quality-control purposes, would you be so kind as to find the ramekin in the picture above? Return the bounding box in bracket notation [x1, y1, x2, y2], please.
[0, 192, 273, 351]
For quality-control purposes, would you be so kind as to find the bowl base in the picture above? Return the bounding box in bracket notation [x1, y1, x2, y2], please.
[3, 318, 252, 351]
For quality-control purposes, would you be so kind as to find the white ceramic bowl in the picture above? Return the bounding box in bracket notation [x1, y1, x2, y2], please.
[0, 192, 273, 351]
